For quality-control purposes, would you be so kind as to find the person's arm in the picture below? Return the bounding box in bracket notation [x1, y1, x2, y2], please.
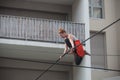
[69, 35, 74, 48]
[60, 44, 68, 59]
[64, 43, 68, 53]
[69, 34, 75, 53]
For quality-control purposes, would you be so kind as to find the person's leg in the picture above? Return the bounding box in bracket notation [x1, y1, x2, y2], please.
[84, 50, 91, 56]
[74, 53, 83, 65]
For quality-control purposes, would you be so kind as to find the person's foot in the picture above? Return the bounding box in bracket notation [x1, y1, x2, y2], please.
[84, 50, 91, 56]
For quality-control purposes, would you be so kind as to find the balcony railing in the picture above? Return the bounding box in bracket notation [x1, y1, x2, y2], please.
[0, 14, 85, 43]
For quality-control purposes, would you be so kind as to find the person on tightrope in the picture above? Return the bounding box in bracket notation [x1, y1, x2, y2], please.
[58, 28, 91, 65]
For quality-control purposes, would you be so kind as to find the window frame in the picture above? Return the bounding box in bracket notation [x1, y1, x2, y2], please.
[89, 0, 105, 19]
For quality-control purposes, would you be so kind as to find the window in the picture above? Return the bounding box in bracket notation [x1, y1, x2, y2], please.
[90, 32, 106, 68]
[89, 0, 104, 18]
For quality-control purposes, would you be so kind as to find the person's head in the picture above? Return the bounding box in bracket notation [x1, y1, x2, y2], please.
[58, 28, 67, 38]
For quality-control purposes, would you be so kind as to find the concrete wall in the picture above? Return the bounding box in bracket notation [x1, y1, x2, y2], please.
[0, 0, 71, 13]
[103, 76, 120, 80]
[0, 0, 72, 20]
[90, 0, 120, 80]
[0, 58, 73, 80]
[116, 0, 120, 69]
[0, 7, 68, 20]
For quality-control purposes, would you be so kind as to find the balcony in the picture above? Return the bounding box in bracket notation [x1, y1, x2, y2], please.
[0, 14, 85, 43]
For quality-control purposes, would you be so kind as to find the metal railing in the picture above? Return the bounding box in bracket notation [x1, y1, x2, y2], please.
[0, 14, 85, 43]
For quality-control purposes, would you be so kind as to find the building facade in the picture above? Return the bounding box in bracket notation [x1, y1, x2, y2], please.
[0, 0, 120, 80]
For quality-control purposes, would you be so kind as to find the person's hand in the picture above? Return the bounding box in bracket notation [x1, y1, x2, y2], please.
[59, 53, 65, 59]
[69, 48, 74, 54]
[59, 55, 62, 59]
